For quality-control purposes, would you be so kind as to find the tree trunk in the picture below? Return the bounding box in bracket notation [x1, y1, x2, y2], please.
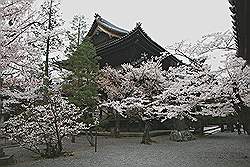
[45, 137, 63, 158]
[220, 124, 225, 132]
[193, 119, 204, 135]
[232, 85, 250, 135]
[141, 120, 151, 144]
[45, 138, 52, 157]
[71, 135, 75, 143]
[0, 76, 5, 157]
[238, 106, 250, 135]
[53, 113, 63, 156]
[57, 139, 63, 154]
[44, 0, 53, 88]
[233, 102, 250, 135]
[114, 111, 120, 138]
[85, 129, 94, 146]
[94, 128, 97, 152]
[77, 19, 81, 46]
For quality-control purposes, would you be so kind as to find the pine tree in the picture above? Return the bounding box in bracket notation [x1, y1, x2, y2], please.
[65, 15, 87, 55]
[62, 39, 99, 145]
[63, 39, 99, 110]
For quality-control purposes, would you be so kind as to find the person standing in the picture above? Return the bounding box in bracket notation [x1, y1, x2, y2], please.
[236, 121, 241, 135]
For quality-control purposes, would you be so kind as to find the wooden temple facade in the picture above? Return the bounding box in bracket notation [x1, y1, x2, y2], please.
[86, 14, 181, 132]
[86, 14, 181, 69]
[229, 0, 250, 65]
[229, 0, 250, 134]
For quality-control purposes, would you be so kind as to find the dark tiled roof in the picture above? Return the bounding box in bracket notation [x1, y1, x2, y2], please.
[87, 14, 128, 37]
[86, 14, 181, 65]
[96, 16, 129, 34]
[96, 25, 165, 53]
[96, 25, 181, 65]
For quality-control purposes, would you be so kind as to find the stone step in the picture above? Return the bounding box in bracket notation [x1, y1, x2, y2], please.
[0, 155, 15, 166]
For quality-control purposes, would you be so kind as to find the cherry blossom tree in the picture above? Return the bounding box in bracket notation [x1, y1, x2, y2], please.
[0, 0, 66, 113]
[167, 30, 235, 66]
[219, 54, 250, 134]
[0, 3, 46, 151]
[3, 91, 90, 157]
[98, 55, 237, 143]
[1, 0, 93, 158]
[0, 0, 39, 158]
[168, 30, 249, 134]
[98, 30, 249, 144]
[0, 0, 42, 75]
[34, 0, 65, 85]
[98, 57, 198, 143]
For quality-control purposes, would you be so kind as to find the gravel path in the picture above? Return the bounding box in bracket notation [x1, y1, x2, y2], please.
[2, 132, 250, 167]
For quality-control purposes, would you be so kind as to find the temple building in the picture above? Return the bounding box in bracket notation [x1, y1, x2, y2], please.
[229, 0, 250, 65]
[86, 14, 181, 69]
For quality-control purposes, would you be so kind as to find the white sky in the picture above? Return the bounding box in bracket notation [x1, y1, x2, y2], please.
[61, 0, 232, 47]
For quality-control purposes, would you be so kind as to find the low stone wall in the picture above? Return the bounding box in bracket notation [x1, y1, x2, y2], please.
[0, 146, 15, 165]
[97, 130, 171, 137]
